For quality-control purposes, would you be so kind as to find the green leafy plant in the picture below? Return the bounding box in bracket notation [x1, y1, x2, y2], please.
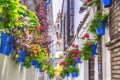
[80, 40, 97, 61]
[89, 10, 108, 37]
[65, 52, 77, 66]
[46, 65, 55, 79]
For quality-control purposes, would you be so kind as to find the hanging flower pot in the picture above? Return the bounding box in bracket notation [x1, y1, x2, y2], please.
[76, 58, 82, 63]
[72, 64, 77, 67]
[0, 17, 2, 22]
[66, 73, 70, 77]
[95, 21, 107, 36]
[39, 67, 43, 72]
[0, 33, 14, 56]
[102, 0, 112, 7]
[32, 60, 41, 68]
[21, 63, 25, 67]
[17, 50, 27, 62]
[92, 44, 97, 56]
[72, 72, 78, 78]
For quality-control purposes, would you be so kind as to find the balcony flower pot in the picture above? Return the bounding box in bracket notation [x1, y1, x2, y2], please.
[17, 50, 27, 62]
[0, 33, 14, 56]
[72, 64, 77, 67]
[0, 17, 2, 22]
[95, 21, 107, 35]
[72, 72, 78, 77]
[76, 57, 82, 63]
[102, 0, 112, 7]
[92, 44, 97, 56]
[39, 68, 43, 72]
[66, 73, 70, 77]
[32, 60, 41, 68]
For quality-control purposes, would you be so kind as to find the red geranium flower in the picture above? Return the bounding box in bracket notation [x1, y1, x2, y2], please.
[75, 45, 78, 48]
[60, 61, 65, 66]
[87, 0, 92, 2]
[74, 50, 80, 55]
[84, 33, 89, 39]
[37, 26, 43, 31]
[71, 44, 75, 47]
[87, 41, 91, 46]
[73, 56, 78, 60]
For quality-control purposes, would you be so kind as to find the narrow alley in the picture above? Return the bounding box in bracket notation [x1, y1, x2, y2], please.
[0, 0, 118, 80]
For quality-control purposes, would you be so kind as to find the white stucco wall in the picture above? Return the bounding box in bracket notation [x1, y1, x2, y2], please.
[73, 0, 98, 80]
[101, 24, 111, 80]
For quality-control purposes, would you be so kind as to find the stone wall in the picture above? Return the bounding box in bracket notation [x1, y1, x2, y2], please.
[106, 0, 120, 80]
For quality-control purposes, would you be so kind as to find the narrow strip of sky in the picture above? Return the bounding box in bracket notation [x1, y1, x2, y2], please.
[52, 0, 63, 23]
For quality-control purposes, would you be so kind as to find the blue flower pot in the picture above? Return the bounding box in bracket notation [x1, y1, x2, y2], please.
[72, 64, 77, 67]
[32, 60, 41, 68]
[102, 0, 112, 7]
[95, 21, 107, 35]
[21, 63, 25, 67]
[17, 50, 27, 62]
[72, 72, 78, 77]
[76, 58, 82, 63]
[39, 68, 43, 72]
[0, 17, 2, 22]
[0, 33, 14, 56]
[92, 44, 97, 56]
[66, 73, 70, 77]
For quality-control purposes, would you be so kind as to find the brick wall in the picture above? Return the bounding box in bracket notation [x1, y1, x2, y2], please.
[106, 0, 120, 80]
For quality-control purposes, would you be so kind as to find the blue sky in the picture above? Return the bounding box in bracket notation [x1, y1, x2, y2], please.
[52, 0, 63, 23]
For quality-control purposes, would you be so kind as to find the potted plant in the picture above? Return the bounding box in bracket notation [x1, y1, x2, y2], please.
[0, 32, 14, 56]
[60, 70, 67, 78]
[17, 50, 27, 62]
[92, 44, 98, 56]
[32, 60, 41, 68]
[60, 68, 70, 78]
[46, 65, 55, 79]
[102, 0, 112, 7]
[70, 67, 79, 78]
[80, 39, 97, 60]
[76, 57, 82, 63]
[89, 11, 108, 36]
